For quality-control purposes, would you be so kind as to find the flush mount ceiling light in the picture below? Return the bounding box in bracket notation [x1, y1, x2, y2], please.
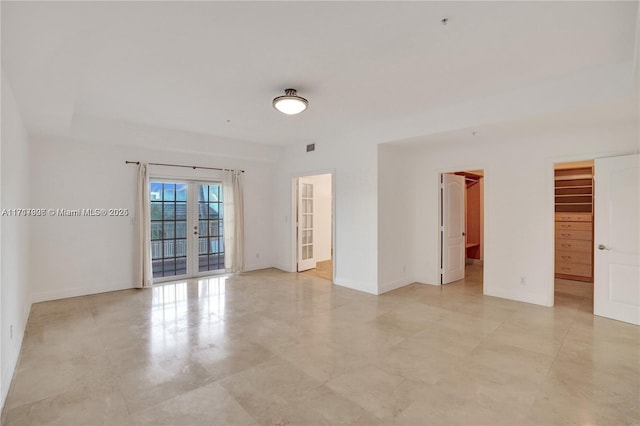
[272, 88, 308, 115]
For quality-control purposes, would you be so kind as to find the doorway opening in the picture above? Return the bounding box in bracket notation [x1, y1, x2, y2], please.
[439, 170, 484, 291]
[150, 180, 225, 283]
[294, 173, 334, 282]
[552, 155, 640, 326]
[553, 160, 595, 313]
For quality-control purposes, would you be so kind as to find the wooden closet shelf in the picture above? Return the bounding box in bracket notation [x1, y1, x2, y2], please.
[556, 202, 593, 206]
[554, 174, 592, 181]
[554, 185, 592, 189]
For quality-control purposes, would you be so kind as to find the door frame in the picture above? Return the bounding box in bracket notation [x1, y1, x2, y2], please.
[290, 169, 336, 282]
[438, 167, 487, 289]
[546, 150, 636, 308]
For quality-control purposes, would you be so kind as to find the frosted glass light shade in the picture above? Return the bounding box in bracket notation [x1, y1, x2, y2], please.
[273, 89, 308, 115]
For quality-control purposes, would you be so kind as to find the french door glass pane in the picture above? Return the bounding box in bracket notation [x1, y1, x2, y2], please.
[150, 182, 188, 278]
[176, 221, 186, 238]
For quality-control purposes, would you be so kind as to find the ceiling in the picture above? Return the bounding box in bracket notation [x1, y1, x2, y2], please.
[2, 1, 638, 146]
[394, 96, 639, 150]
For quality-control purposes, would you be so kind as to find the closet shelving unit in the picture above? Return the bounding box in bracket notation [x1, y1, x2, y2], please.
[554, 165, 594, 282]
[555, 168, 593, 213]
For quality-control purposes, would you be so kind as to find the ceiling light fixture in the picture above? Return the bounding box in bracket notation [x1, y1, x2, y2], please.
[273, 89, 308, 115]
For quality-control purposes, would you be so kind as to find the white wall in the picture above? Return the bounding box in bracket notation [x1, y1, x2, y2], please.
[29, 125, 280, 303]
[1, 71, 3, 412]
[1, 71, 32, 408]
[275, 61, 636, 298]
[273, 138, 378, 294]
[379, 111, 639, 306]
[307, 174, 332, 262]
[378, 144, 416, 293]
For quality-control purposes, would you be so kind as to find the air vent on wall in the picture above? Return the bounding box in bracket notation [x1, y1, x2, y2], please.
[306, 143, 315, 152]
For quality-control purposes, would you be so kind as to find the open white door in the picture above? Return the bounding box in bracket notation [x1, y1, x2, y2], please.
[297, 178, 316, 272]
[594, 154, 639, 325]
[441, 174, 466, 284]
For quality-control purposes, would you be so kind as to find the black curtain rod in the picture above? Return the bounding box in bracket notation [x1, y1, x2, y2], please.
[125, 161, 244, 173]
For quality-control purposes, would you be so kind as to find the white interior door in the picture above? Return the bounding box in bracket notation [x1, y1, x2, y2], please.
[594, 154, 639, 325]
[441, 174, 466, 284]
[297, 178, 316, 271]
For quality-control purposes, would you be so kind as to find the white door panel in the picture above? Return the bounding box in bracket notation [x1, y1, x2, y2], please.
[594, 154, 639, 325]
[442, 174, 466, 284]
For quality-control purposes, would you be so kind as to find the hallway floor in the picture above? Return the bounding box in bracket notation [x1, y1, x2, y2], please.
[300, 259, 333, 281]
[3, 266, 638, 425]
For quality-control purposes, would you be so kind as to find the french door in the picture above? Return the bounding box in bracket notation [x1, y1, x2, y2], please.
[150, 181, 225, 281]
[297, 178, 316, 271]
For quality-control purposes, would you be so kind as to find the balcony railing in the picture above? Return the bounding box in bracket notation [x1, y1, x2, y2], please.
[151, 239, 214, 258]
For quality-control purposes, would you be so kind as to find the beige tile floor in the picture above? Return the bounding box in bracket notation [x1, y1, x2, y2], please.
[3, 265, 639, 425]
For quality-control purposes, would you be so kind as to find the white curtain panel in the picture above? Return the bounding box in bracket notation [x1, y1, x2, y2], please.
[135, 163, 153, 288]
[223, 170, 245, 272]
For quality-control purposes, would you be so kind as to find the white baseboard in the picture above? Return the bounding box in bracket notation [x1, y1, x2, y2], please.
[242, 262, 275, 272]
[378, 277, 415, 295]
[333, 276, 377, 295]
[32, 282, 135, 304]
[484, 286, 550, 307]
[272, 263, 294, 273]
[418, 281, 441, 286]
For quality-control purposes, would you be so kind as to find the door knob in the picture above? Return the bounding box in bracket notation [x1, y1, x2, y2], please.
[598, 244, 610, 251]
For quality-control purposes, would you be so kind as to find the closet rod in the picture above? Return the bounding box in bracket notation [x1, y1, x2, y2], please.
[125, 161, 244, 173]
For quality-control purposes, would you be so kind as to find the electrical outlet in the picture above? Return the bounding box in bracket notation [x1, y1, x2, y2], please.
[402, 265, 406, 273]
[520, 276, 526, 285]
[10, 324, 13, 340]
[256, 253, 260, 259]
